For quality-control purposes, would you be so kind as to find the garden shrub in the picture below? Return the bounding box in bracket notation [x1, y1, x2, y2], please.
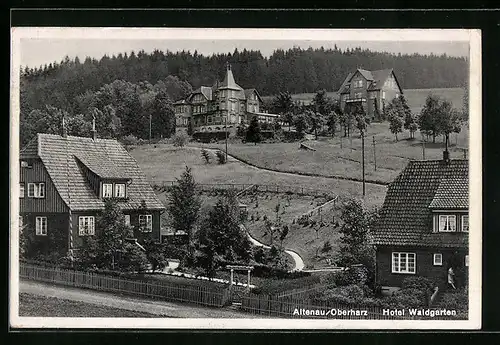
[216, 150, 227, 164]
[437, 289, 468, 311]
[172, 132, 189, 147]
[120, 134, 139, 146]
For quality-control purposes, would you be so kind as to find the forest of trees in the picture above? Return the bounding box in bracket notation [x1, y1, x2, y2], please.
[19, 46, 468, 146]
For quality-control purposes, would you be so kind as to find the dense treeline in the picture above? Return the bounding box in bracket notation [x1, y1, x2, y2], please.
[20, 46, 467, 146]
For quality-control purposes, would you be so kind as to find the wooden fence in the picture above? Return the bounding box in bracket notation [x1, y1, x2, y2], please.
[241, 293, 464, 320]
[20, 264, 231, 308]
[153, 181, 336, 199]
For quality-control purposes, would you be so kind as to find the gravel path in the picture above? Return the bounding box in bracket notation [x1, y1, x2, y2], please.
[243, 225, 305, 271]
[19, 280, 262, 319]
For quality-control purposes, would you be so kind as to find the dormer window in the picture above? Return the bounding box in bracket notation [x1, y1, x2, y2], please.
[115, 183, 126, 198]
[103, 183, 113, 198]
[438, 215, 456, 232]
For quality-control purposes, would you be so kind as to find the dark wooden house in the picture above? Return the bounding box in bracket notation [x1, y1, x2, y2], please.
[372, 155, 469, 293]
[19, 131, 165, 257]
[338, 68, 403, 121]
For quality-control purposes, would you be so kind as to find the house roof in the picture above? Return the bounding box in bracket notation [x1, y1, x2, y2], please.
[372, 159, 468, 248]
[20, 133, 165, 212]
[219, 66, 244, 91]
[338, 68, 403, 94]
[337, 72, 354, 94]
[244, 88, 264, 102]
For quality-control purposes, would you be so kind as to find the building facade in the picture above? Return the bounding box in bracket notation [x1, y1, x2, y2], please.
[174, 63, 279, 135]
[372, 156, 469, 294]
[19, 130, 165, 257]
[338, 68, 404, 121]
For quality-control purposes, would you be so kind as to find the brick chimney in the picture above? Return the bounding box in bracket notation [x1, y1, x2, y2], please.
[92, 115, 97, 141]
[62, 115, 67, 138]
[443, 134, 450, 163]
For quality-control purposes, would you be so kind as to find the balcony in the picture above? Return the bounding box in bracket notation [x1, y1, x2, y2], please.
[345, 98, 367, 103]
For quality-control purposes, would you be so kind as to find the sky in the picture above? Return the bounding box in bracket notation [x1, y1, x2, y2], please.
[19, 38, 469, 69]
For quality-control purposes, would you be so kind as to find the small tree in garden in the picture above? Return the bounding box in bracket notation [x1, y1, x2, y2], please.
[143, 238, 168, 272]
[294, 113, 310, 137]
[168, 166, 201, 255]
[245, 116, 262, 145]
[326, 111, 338, 136]
[388, 110, 404, 141]
[418, 94, 441, 143]
[215, 150, 227, 164]
[321, 240, 333, 254]
[279, 225, 289, 248]
[201, 148, 211, 164]
[172, 131, 189, 147]
[195, 191, 253, 276]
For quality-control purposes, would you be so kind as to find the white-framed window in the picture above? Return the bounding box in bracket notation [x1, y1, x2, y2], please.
[462, 215, 469, 232]
[102, 183, 113, 198]
[433, 253, 443, 266]
[439, 215, 457, 232]
[20, 183, 25, 198]
[139, 214, 152, 232]
[27, 183, 45, 198]
[35, 216, 47, 236]
[392, 252, 416, 274]
[124, 214, 131, 226]
[78, 216, 95, 236]
[382, 91, 386, 99]
[114, 183, 126, 198]
[465, 255, 469, 267]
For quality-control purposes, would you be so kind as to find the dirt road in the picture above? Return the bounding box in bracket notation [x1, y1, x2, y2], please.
[19, 280, 262, 319]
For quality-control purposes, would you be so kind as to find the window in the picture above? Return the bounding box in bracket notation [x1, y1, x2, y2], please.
[78, 216, 95, 236]
[124, 214, 131, 226]
[20, 183, 24, 198]
[396, 93, 399, 98]
[382, 91, 386, 99]
[35, 216, 47, 236]
[139, 214, 152, 232]
[114, 183, 126, 198]
[433, 253, 443, 266]
[392, 252, 416, 274]
[439, 215, 457, 232]
[465, 255, 469, 267]
[102, 183, 113, 198]
[462, 215, 469, 232]
[27, 183, 45, 198]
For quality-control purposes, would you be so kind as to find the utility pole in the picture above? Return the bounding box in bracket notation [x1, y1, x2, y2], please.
[372, 136, 377, 171]
[225, 116, 228, 162]
[362, 130, 366, 196]
[340, 136, 343, 149]
[422, 139, 426, 160]
[149, 113, 152, 144]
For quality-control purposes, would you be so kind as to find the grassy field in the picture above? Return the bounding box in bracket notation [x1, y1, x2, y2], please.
[19, 293, 159, 317]
[131, 145, 387, 207]
[240, 191, 344, 268]
[262, 88, 465, 116]
[193, 122, 469, 185]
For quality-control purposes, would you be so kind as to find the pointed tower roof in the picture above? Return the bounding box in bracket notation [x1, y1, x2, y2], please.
[219, 62, 243, 91]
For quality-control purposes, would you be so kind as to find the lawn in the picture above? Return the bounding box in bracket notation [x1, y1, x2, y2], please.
[190, 122, 469, 185]
[131, 145, 387, 208]
[18, 293, 159, 317]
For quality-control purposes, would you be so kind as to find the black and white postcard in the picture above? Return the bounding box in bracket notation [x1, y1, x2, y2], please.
[9, 27, 481, 329]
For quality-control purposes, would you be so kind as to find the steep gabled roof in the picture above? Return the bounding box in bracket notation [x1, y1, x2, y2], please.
[338, 72, 354, 94]
[24, 133, 165, 211]
[219, 66, 244, 91]
[367, 68, 403, 92]
[244, 88, 263, 102]
[372, 159, 468, 248]
[357, 69, 374, 81]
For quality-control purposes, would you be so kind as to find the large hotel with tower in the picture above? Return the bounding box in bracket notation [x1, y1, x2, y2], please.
[173, 63, 279, 135]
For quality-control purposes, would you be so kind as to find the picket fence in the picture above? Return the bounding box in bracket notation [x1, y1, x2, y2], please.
[153, 181, 336, 199]
[20, 264, 231, 308]
[240, 293, 464, 320]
